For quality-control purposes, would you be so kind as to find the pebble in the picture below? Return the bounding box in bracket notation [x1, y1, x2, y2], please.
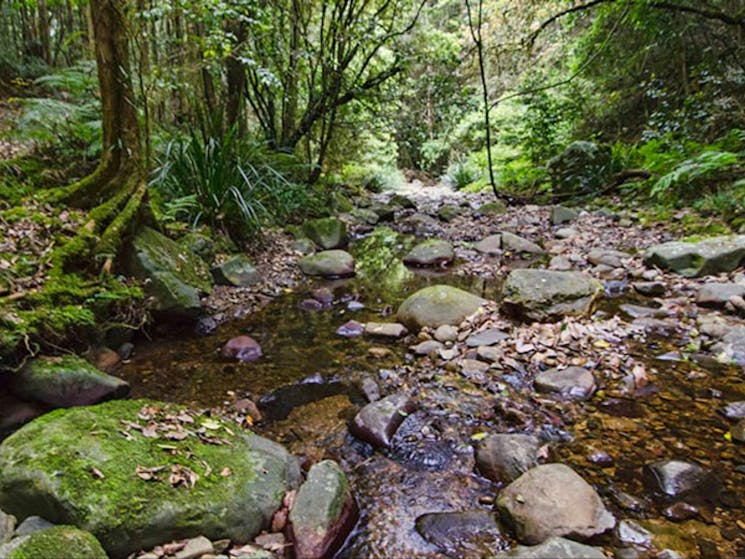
[336, 320, 364, 337]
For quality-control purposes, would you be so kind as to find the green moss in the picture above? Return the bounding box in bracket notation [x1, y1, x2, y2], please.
[6, 526, 107, 559]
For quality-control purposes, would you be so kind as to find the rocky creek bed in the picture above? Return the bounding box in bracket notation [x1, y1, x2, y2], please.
[2, 182, 745, 558]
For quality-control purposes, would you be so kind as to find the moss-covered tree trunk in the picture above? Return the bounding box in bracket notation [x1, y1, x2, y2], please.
[50, 0, 148, 268]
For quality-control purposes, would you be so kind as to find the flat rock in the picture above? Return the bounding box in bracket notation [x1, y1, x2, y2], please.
[289, 460, 358, 559]
[496, 463, 615, 544]
[643, 460, 715, 498]
[221, 336, 262, 362]
[474, 234, 502, 255]
[555, 227, 576, 239]
[403, 240, 454, 267]
[434, 324, 459, 342]
[303, 217, 347, 249]
[0, 526, 107, 559]
[211, 255, 260, 287]
[298, 250, 355, 278]
[397, 285, 488, 330]
[476, 346, 502, 362]
[411, 340, 444, 356]
[551, 206, 579, 225]
[494, 536, 606, 558]
[415, 511, 504, 557]
[460, 359, 490, 374]
[535, 367, 595, 400]
[466, 328, 509, 347]
[633, 281, 666, 297]
[12, 355, 130, 408]
[350, 393, 416, 448]
[476, 434, 539, 483]
[0, 400, 301, 558]
[644, 235, 745, 277]
[697, 283, 745, 307]
[587, 248, 630, 268]
[549, 256, 572, 271]
[364, 322, 408, 338]
[501, 232, 545, 254]
[502, 269, 602, 322]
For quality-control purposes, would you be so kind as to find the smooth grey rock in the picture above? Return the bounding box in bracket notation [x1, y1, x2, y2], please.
[415, 511, 504, 557]
[500, 232, 545, 255]
[364, 322, 408, 338]
[644, 236, 745, 277]
[221, 336, 262, 362]
[211, 256, 260, 287]
[555, 227, 576, 239]
[298, 250, 355, 278]
[549, 256, 572, 271]
[534, 367, 596, 400]
[303, 217, 347, 250]
[434, 324, 459, 342]
[474, 234, 503, 255]
[15, 515, 54, 537]
[643, 460, 714, 498]
[12, 355, 130, 408]
[403, 240, 454, 267]
[0, 509, 15, 544]
[495, 536, 606, 558]
[697, 283, 745, 307]
[466, 328, 509, 347]
[397, 285, 488, 329]
[502, 269, 602, 322]
[587, 248, 630, 268]
[289, 460, 358, 559]
[476, 346, 502, 362]
[174, 536, 214, 559]
[411, 340, 444, 356]
[350, 394, 416, 448]
[336, 320, 364, 338]
[496, 463, 615, 544]
[616, 519, 652, 547]
[476, 434, 539, 483]
[551, 206, 580, 225]
[461, 359, 490, 374]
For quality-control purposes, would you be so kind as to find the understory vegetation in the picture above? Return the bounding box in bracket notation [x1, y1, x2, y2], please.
[0, 0, 744, 364]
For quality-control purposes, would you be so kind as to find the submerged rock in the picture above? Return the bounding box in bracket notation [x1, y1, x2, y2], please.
[221, 335, 263, 362]
[475, 433, 539, 483]
[298, 250, 355, 278]
[350, 393, 416, 448]
[403, 239, 454, 267]
[502, 269, 602, 322]
[495, 536, 606, 558]
[211, 255, 260, 287]
[644, 235, 745, 277]
[125, 227, 212, 319]
[289, 460, 358, 559]
[415, 511, 504, 557]
[0, 526, 107, 559]
[397, 285, 488, 329]
[643, 460, 715, 498]
[496, 463, 615, 544]
[12, 355, 129, 408]
[534, 367, 596, 400]
[0, 400, 301, 558]
[303, 217, 348, 250]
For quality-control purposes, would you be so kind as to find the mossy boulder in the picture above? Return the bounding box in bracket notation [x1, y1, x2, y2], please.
[0, 526, 107, 559]
[177, 232, 217, 264]
[644, 235, 745, 277]
[502, 269, 602, 322]
[476, 201, 507, 216]
[298, 250, 355, 278]
[211, 255, 261, 287]
[11, 355, 129, 408]
[125, 227, 212, 319]
[0, 400, 301, 558]
[547, 141, 612, 196]
[303, 218, 348, 250]
[397, 285, 488, 329]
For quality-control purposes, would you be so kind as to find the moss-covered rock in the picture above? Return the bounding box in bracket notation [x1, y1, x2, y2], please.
[397, 285, 488, 329]
[12, 355, 129, 408]
[125, 227, 212, 319]
[476, 201, 507, 216]
[644, 235, 745, 277]
[298, 250, 355, 278]
[303, 218, 347, 250]
[211, 255, 261, 287]
[0, 526, 108, 559]
[0, 400, 300, 558]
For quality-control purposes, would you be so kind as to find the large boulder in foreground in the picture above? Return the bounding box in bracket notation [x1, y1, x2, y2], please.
[0, 526, 107, 559]
[298, 250, 355, 278]
[0, 400, 300, 558]
[303, 217, 348, 250]
[125, 227, 212, 318]
[289, 460, 358, 559]
[12, 355, 129, 408]
[502, 269, 602, 322]
[644, 235, 745, 277]
[397, 285, 488, 329]
[496, 463, 615, 544]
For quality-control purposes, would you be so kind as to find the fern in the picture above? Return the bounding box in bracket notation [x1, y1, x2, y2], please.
[651, 150, 740, 200]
